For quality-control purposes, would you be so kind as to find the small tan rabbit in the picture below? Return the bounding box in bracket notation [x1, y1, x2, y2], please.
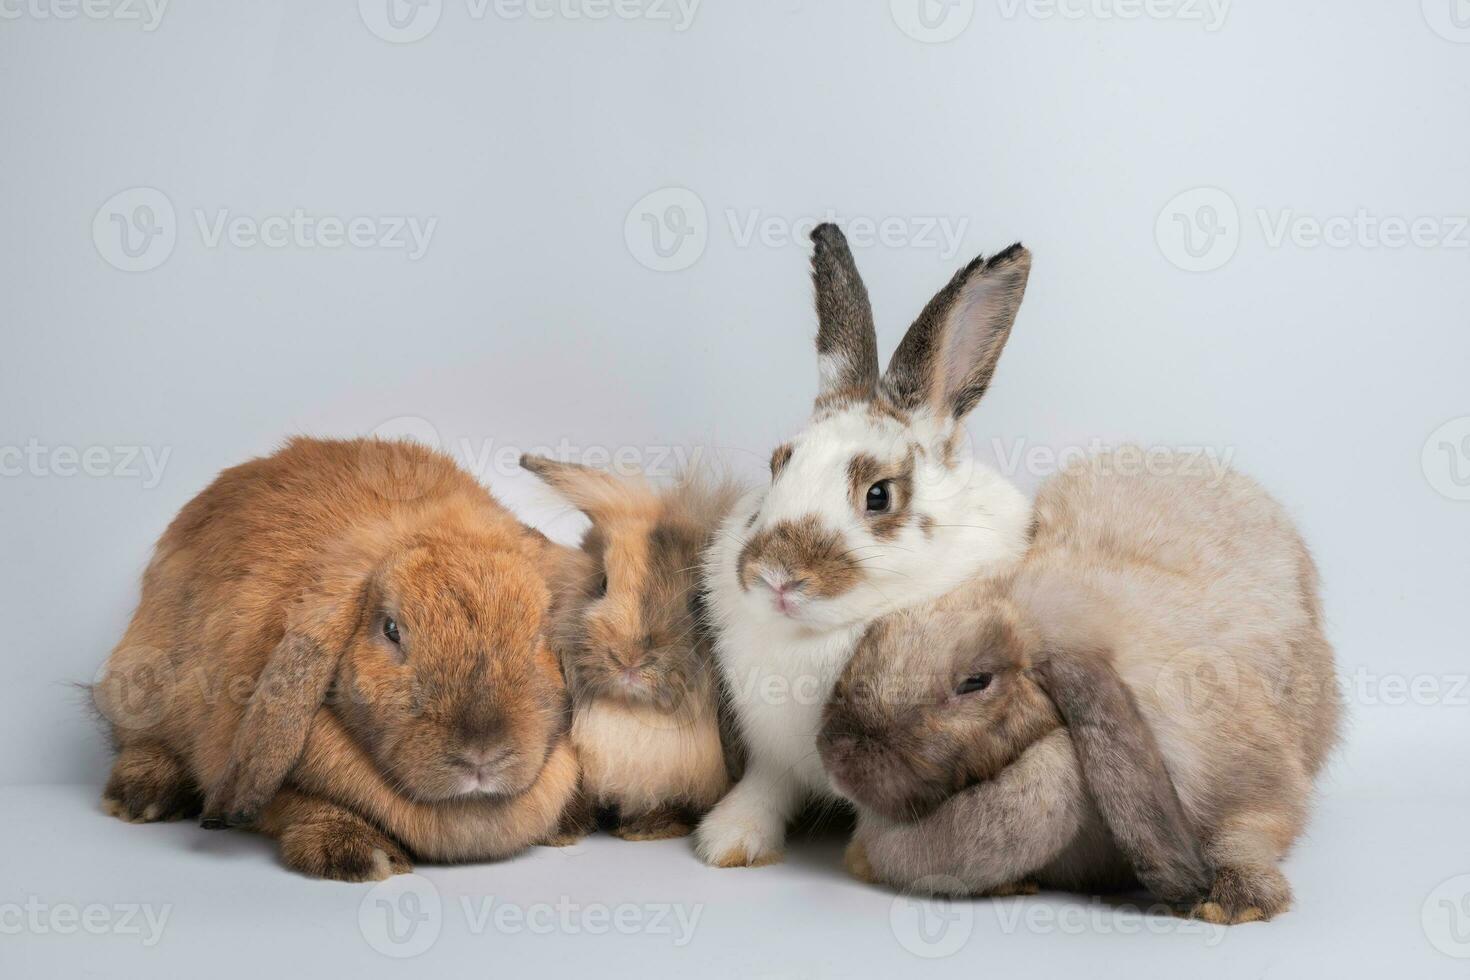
[523, 455, 745, 841]
[818, 449, 1340, 923]
[93, 437, 578, 880]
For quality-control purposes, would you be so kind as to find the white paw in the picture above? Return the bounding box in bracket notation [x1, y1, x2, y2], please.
[694, 793, 785, 868]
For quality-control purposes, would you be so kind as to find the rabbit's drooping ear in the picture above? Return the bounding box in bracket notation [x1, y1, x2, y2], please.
[1031, 648, 1213, 905]
[881, 244, 1031, 420]
[810, 223, 879, 404]
[520, 455, 652, 524]
[200, 629, 344, 829]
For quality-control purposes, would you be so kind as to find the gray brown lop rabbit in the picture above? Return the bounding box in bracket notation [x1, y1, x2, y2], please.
[818, 449, 1340, 923]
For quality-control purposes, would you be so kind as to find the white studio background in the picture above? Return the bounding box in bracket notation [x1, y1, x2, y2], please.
[0, 1, 1467, 973]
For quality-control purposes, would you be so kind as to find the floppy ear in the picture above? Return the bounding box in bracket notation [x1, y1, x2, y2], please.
[1030, 648, 1213, 905]
[880, 243, 1031, 420]
[810, 223, 879, 405]
[520, 454, 651, 525]
[200, 630, 344, 829]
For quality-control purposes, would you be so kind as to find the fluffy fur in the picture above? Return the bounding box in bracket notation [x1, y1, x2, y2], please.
[524, 456, 745, 841]
[819, 449, 1341, 922]
[94, 437, 578, 880]
[694, 224, 1035, 867]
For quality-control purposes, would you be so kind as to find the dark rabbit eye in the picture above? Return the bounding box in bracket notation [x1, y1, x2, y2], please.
[383, 617, 401, 645]
[596, 574, 608, 597]
[865, 481, 892, 513]
[956, 673, 993, 695]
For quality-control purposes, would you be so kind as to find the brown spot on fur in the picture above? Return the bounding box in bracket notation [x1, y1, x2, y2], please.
[867, 397, 911, 427]
[846, 449, 917, 541]
[737, 516, 862, 600]
[769, 443, 794, 480]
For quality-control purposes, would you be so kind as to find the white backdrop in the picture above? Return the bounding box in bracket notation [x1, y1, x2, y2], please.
[2, 0, 1466, 866]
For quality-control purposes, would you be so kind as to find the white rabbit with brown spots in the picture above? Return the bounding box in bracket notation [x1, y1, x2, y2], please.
[694, 223, 1035, 868]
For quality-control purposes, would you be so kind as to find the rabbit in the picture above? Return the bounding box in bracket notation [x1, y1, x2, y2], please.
[92, 436, 580, 881]
[693, 223, 1035, 868]
[817, 448, 1342, 923]
[521, 455, 746, 841]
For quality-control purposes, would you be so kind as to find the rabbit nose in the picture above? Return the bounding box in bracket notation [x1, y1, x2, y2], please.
[457, 744, 510, 773]
[612, 646, 648, 670]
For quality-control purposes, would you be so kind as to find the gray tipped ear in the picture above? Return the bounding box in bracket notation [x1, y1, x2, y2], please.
[1031, 648, 1213, 905]
[881, 243, 1031, 419]
[200, 631, 340, 829]
[810, 223, 879, 405]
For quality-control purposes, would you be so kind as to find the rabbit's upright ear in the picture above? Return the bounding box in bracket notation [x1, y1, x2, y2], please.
[200, 623, 347, 829]
[520, 455, 651, 524]
[1030, 648, 1213, 905]
[810, 223, 879, 405]
[881, 244, 1031, 420]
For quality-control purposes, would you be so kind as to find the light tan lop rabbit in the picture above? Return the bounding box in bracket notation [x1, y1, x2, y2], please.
[523, 456, 745, 841]
[818, 449, 1340, 923]
[94, 437, 579, 881]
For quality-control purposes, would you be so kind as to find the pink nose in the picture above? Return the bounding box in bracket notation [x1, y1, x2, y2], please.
[759, 573, 807, 613]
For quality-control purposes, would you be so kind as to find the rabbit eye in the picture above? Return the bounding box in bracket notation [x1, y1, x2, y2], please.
[596, 574, 608, 597]
[865, 481, 893, 513]
[383, 617, 401, 645]
[956, 673, 993, 695]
